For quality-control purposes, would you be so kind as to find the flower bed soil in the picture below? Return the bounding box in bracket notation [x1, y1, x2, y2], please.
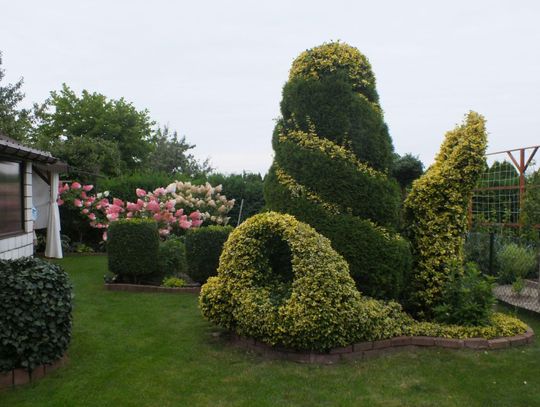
[229, 328, 535, 364]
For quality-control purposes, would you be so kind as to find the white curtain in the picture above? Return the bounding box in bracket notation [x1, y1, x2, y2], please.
[45, 171, 63, 258]
[32, 172, 51, 229]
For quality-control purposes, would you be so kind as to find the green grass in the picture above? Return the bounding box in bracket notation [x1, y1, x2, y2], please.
[1, 256, 540, 406]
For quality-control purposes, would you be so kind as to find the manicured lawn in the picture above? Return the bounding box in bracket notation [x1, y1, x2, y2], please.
[1, 256, 540, 406]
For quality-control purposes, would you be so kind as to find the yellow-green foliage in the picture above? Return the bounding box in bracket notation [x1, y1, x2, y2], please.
[265, 42, 411, 299]
[404, 112, 488, 318]
[289, 41, 379, 104]
[408, 313, 527, 339]
[199, 212, 410, 351]
[199, 213, 527, 351]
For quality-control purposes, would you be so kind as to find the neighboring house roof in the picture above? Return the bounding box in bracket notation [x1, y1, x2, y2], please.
[0, 132, 68, 171]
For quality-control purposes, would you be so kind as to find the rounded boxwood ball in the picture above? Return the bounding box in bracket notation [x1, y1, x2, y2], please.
[0, 257, 72, 372]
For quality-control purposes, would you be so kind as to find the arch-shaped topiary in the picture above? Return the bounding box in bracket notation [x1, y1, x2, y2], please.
[264, 42, 411, 300]
[199, 212, 411, 351]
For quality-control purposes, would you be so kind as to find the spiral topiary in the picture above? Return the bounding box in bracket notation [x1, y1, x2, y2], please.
[403, 112, 488, 318]
[199, 212, 412, 351]
[264, 41, 411, 300]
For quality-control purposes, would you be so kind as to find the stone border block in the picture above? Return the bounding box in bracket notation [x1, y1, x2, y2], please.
[411, 336, 435, 346]
[353, 341, 373, 352]
[2, 354, 68, 389]
[435, 338, 464, 349]
[329, 345, 353, 354]
[13, 369, 30, 386]
[227, 326, 534, 364]
[509, 334, 528, 347]
[488, 338, 509, 350]
[0, 371, 13, 389]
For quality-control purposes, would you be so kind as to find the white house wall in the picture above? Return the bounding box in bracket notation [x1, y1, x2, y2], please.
[0, 162, 34, 260]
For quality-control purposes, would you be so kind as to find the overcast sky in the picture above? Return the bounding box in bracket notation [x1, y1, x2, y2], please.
[2, 1, 539, 174]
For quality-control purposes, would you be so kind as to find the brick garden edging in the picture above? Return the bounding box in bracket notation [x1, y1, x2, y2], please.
[230, 327, 535, 364]
[104, 283, 201, 294]
[0, 355, 68, 390]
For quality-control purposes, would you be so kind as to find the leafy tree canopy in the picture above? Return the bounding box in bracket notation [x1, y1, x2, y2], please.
[0, 52, 33, 141]
[392, 153, 424, 191]
[32, 84, 156, 173]
[146, 125, 212, 176]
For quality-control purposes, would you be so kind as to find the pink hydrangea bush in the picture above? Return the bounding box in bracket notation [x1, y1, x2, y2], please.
[57, 181, 235, 240]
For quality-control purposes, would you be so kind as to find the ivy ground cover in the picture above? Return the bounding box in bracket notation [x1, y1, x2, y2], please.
[1, 256, 539, 407]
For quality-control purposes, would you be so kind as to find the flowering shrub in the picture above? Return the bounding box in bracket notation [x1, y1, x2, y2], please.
[58, 180, 235, 240]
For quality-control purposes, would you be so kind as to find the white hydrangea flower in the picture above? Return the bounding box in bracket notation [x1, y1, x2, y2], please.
[166, 182, 177, 193]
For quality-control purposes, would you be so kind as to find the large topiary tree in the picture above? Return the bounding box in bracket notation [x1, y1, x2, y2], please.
[264, 42, 411, 300]
[403, 112, 488, 318]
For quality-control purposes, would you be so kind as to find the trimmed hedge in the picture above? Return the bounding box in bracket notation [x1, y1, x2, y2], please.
[264, 42, 410, 300]
[281, 74, 393, 173]
[0, 257, 72, 372]
[199, 212, 412, 351]
[200, 213, 528, 350]
[404, 112, 488, 318]
[186, 225, 233, 284]
[288, 41, 380, 105]
[107, 219, 160, 282]
[264, 166, 410, 300]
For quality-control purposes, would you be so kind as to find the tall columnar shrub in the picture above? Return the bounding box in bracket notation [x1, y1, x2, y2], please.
[0, 257, 72, 372]
[404, 112, 488, 318]
[264, 42, 411, 300]
[107, 219, 160, 282]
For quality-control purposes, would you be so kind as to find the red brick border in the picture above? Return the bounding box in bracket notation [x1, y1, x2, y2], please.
[0, 355, 68, 390]
[104, 283, 200, 294]
[230, 327, 534, 364]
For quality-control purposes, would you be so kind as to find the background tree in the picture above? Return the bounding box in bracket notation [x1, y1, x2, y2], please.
[52, 136, 123, 181]
[146, 125, 212, 176]
[392, 153, 424, 197]
[32, 84, 156, 174]
[0, 51, 33, 141]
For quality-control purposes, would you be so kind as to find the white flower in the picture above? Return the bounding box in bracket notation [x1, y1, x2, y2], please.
[215, 184, 223, 193]
[166, 183, 177, 193]
[96, 192, 103, 199]
[103, 191, 110, 197]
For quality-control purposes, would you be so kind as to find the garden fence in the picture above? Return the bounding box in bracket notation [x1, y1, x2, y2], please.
[468, 145, 540, 313]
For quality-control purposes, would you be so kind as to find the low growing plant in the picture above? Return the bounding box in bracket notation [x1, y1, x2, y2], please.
[433, 262, 495, 327]
[162, 276, 186, 288]
[158, 236, 187, 277]
[497, 242, 536, 284]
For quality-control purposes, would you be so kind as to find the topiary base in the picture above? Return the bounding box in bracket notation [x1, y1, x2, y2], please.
[0, 354, 68, 389]
[228, 328, 534, 364]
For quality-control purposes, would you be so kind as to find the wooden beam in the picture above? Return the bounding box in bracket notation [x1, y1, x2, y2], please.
[32, 165, 50, 185]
